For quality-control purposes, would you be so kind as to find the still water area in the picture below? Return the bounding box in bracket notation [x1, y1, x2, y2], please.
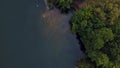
[1, 0, 83, 68]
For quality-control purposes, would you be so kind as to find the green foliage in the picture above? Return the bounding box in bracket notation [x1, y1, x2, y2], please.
[71, 23, 79, 33]
[97, 28, 114, 42]
[76, 58, 94, 68]
[47, 0, 56, 8]
[56, 0, 72, 10]
[71, 0, 120, 68]
[88, 51, 109, 67]
[47, 0, 73, 12]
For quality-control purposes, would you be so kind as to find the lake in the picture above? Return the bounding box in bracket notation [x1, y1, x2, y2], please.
[1, 0, 83, 68]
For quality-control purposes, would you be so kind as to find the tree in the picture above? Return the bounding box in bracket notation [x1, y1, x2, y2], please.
[56, 0, 73, 12]
[88, 51, 109, 67]
[46, 0, 73, 12]
[71, 0, 120, 68]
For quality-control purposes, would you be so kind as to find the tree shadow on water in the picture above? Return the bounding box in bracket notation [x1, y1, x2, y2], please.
[76, 33, 86, 53]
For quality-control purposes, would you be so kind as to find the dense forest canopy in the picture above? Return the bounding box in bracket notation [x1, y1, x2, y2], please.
[71, 0, 120, 68]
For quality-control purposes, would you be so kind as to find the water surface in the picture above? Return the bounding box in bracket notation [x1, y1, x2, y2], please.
[1, 0, 83, 68]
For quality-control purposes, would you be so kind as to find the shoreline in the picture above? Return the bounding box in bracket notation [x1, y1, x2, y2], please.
[42, 3, 83, 68]
[44, 0, 50, 10]
[43, 0, 85, 68]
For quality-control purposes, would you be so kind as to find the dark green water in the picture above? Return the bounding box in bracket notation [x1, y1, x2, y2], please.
[1, 0, 83, 68]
